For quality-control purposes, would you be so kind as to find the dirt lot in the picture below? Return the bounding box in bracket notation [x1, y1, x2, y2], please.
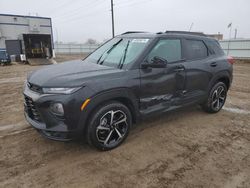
[0, 59, 250, 188]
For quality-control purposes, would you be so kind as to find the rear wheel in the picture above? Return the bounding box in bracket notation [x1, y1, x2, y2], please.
[87, 101, 131, 151]
[202, 82, 227, 113]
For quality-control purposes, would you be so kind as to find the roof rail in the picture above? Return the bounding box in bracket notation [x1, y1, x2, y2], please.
[164, 31, 207, 37]
[121, 31, 148, 35]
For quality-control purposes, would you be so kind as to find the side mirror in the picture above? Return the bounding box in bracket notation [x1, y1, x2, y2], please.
[141, 56, 167, 69]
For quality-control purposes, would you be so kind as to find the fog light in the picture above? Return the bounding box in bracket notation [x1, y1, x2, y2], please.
[50, 103, 64, 116]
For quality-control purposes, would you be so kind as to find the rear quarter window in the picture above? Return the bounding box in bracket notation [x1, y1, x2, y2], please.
[205, 40, 225, 56]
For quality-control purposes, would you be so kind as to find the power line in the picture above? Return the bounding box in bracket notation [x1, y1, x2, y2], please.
[54, 0, 114, 39]
[52, 0, 103, 20]
[115, 0, 153, 9]
[52, 0, 154, 40]
[53, 1, 108, 24]
[44, 0, 78, 16]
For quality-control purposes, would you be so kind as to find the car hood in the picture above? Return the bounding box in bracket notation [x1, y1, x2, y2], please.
[28, 59, 125, 87]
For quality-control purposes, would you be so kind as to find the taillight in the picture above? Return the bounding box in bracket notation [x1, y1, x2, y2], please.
[227, 56, 235, 65]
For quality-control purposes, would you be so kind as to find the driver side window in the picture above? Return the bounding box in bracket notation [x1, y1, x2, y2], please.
[147, 39, 182, 63]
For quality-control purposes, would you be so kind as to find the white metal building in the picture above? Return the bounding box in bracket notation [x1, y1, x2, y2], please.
[220, 39, 250, 59]
[0, 14, 53, 59]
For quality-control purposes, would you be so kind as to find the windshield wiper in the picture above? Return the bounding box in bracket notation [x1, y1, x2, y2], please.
[118, 40, 130, 69]
[97, 39, 123, 65]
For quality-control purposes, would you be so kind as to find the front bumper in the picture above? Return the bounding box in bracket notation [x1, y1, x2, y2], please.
[23, 83, 94, 141]
[1, 59, 11, 64]
[24, 112, 74, 141]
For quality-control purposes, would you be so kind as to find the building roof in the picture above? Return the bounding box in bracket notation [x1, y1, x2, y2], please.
[0, 13, 51, 20]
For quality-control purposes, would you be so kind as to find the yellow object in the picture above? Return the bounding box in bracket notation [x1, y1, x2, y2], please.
[31, 48, 43, 54]
[81, 99, 91, 111]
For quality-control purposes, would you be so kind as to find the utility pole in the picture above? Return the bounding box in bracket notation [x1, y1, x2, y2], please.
[234, 28, 237, 39]
[110, 0, 115, 38]
[227, 23, 232, 55]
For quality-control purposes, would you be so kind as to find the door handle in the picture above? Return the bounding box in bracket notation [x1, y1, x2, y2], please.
[174, 66, 185, 72]
[210, 62, 217, 67]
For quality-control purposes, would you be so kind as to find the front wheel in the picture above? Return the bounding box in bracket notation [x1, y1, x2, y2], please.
[87, 102, 132, 151]
[202, 82, 227, 113]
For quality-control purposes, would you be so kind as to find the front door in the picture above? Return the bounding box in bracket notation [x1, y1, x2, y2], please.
[139, 38, 186, 115]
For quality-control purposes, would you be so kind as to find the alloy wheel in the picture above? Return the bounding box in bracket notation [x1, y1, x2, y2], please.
[96, 110, 128, 147]
[211, 85, 226, 111]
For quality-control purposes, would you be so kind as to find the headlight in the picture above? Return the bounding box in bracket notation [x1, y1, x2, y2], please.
[43, 87, 81, 94]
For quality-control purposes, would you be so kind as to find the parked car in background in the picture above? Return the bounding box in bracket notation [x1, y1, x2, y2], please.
[0, 50, 11, 65]
[23, 31, 234, 150]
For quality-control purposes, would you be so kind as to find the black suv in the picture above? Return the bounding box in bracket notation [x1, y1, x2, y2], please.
[24, 31, 233, 150]
[0, 50, 11, 65]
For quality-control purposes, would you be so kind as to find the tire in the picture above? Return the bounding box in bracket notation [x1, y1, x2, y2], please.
[87, 101, 132, 151]
[202, 82, 227, 113]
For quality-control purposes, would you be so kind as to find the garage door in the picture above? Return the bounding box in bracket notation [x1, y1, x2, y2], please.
[5, 40, 22, 55]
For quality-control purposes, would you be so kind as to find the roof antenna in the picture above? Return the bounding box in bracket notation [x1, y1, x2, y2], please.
[189, 23, 194, 31]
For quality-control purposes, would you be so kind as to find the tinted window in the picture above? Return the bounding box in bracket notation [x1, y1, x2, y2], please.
[205, 40, 224, 55]
[147, 39, 182, 63]
[185, 40, 208, 60]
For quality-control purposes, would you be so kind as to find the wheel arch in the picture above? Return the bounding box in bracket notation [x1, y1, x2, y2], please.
[79, 88, 140, 135]
[217, 77, 230, 90]
[110, 97, 138, 123]
[209, 71, 231, 91]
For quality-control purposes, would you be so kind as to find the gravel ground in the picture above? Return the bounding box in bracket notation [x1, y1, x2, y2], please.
[0, 59, 249, 188]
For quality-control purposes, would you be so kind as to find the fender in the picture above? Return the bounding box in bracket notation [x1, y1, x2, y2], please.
[77, 88, 140, 132]
[91, 87, 139, 114]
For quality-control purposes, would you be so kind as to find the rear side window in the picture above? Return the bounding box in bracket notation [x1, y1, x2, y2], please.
[205, 40, 225, 55]
[147, 39, 182, 63]
[185, 39, 208, 60]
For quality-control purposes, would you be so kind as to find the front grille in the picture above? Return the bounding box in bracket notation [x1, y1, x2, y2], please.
[27, 82, 43, 93]
[24, 95, 42, 122]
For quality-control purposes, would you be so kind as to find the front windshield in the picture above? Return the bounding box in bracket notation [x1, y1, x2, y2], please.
[84, 37, 150, 69]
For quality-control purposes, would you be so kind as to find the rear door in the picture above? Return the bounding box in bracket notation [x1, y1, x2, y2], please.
[182, 38, 213, 103]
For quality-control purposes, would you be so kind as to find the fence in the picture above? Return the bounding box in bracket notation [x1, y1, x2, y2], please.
[54, 43, 99, 54]
[219, 39, 250, 59]
[54, 39, 250, 59]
